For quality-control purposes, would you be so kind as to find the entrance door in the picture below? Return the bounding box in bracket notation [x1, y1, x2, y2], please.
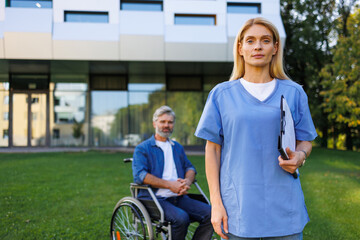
[12, 92, 48, 147]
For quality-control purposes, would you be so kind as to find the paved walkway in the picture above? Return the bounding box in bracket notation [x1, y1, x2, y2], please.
[0, 146, 205, 155]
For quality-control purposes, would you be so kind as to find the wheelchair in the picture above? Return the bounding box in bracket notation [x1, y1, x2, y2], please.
[110, 158, 214, 240]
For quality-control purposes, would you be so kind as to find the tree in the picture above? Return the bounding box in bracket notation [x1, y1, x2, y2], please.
[281, 0, 336, 148]
[320, 8, 360, 150]
[280, 0, 360, 149]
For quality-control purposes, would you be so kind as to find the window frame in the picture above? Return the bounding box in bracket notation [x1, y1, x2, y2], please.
[120, 0, 163, 11]
[64, 11, 109, 23]
[174, 14, 217, 26]
[227, 2, 261, 14]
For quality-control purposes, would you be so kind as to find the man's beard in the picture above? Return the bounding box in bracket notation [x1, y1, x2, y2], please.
[156, 126, 173, 139]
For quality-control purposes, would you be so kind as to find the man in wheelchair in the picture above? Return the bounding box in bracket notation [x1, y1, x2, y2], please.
[132, 106, 213, 240]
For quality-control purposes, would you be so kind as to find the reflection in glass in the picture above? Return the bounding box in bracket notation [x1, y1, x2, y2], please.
[31, 94, 46, 146]
[128, 83, 165, 91]
[129, 91, 165, 143]
[227, 3, 261, 14]
[7, 0, 53, 8]
[167, 92, 204, 145]
[51, 83, 88, 146]
[91, 91, 128, 146]
[64, 11, 109, 23]
[0, 88, 9, 146]
[174, 15, 216, 26]
[121, 2, 163, 11]
[13, 94, 28, 146]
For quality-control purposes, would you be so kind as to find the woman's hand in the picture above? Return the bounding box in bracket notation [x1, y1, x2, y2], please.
[211, 203, 229, 239]
[278, 147, 304, 173]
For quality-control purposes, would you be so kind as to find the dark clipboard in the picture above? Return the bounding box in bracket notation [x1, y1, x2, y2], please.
[278, 95, 298, 179]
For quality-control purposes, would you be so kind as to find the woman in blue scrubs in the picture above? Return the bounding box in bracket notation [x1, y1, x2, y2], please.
[195, 18, 317, 240]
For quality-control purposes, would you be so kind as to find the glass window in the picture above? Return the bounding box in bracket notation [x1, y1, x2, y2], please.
[50, 75, 89, 147]
[121, 0, 163, 11]
[0, 81, 9, 147]
[3, 96, 9, 105]
[3, 130, 9, 139]
[167, 76, 202, 91]
[6, 0, 52, 8]
[174, 14, 216, 26]
[166, 92, 204, 145]
[52, 129, 60, 139]
[227, 3, 261, 14]
[91, 91, 129, 147]
[11, 74, 49, 90]
[126, 75, 166, 145]
[90, 75, 127, 90]
[64, 11, 109, 23]
[128, 91, 165, 143]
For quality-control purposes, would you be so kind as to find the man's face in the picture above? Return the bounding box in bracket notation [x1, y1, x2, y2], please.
[153, 113, 174, 139]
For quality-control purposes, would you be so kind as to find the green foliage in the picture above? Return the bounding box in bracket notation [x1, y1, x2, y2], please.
[1, 149, 360, 239]
[281, 0, 337, 148]
[72, 119, 84, 139]
[320, 8, 360, 150]
[110, 89, 205, 146]
[281, 0, 360, 150]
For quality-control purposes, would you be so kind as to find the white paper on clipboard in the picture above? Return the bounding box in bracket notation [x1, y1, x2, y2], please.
[278, 95, 298, 178]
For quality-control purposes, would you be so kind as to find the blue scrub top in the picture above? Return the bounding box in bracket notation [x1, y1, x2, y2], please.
[195, 79, 317, 238]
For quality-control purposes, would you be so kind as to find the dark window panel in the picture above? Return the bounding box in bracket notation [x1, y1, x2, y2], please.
[227, 3, 261, 14]
[64, 11, 109, 23]
[174, 14, 216, 25]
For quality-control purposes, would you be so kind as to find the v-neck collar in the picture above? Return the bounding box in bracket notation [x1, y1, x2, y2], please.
[237, 78, 279, 104]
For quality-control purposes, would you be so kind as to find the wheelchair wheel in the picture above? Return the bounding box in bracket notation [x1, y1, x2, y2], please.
[110, 197, 154, 240]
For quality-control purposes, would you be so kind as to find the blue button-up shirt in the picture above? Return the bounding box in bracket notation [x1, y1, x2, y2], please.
[132, 135, 197, 198]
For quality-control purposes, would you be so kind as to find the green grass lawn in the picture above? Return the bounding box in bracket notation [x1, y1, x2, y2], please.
[0, 148, 359, 239]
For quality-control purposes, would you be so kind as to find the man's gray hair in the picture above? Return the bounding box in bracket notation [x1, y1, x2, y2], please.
[153, 105, 176, 122]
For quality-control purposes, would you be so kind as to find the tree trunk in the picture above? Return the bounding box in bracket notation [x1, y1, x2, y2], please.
[345, 125, 353, 150]
[321, 124, 328, 148]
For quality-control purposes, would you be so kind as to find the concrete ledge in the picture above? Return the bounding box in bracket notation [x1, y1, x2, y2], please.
[0, 146, 205, 155]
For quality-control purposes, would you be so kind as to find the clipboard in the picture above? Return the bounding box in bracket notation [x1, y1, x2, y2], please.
[278, 95, 298, 179]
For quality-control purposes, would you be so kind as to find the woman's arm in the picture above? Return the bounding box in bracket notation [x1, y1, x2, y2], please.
[205, 140, 229, 239]
[278, 140, 313, 174]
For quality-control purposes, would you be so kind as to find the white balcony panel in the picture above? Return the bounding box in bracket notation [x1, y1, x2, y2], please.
[53, 0, 119, 24]
[261, 0, 281, 15]
[227, 36, 236, 61]
[4, 32, 52, 59]
[53, 23, 119, 41]
[165, 42, 227, 62]
[0, 21, 3, 38]
[0, 0, 5, 21]
[53, 40, 119, 60]
[120, 35, 164, 61]
[166, 25, 227, 43]
[227, 13, 286, 41]
[119, 11, 164, 35]
[0, 39, 4, 58]
[4, 8, 52, 32]
[164, 0, 226, 26]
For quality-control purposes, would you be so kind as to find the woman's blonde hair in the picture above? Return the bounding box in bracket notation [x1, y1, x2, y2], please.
[229, 17, 290, 81]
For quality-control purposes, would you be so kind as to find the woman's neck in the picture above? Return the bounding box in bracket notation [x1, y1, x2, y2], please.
[242, 65, 273, 83]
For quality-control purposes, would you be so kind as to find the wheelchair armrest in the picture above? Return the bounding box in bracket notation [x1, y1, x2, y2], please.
[130, 183, 151, 189]
[123, 158, 133, 163]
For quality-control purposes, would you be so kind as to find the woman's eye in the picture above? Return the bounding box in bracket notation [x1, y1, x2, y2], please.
[263, 39, 271, 43]
[247, 40, 253, 43]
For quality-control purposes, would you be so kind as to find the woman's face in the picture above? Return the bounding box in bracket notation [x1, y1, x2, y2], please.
[238, 24, 278, 69]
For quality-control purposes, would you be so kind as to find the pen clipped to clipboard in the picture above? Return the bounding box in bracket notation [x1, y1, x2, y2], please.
[278, 95, 298, 179]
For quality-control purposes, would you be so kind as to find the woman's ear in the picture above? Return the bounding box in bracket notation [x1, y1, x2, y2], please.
[238, 42, 243, 56]
[273, 41, 279, 55]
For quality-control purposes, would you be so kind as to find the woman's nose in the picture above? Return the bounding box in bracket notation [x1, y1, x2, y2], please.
[254, 41, 262, 50]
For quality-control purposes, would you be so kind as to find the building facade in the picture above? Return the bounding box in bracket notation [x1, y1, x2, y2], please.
[0, 0, 285, 148]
